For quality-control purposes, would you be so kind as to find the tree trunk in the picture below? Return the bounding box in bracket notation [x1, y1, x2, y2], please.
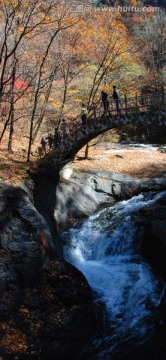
[8, 107, 14, 152]
[27, 99, 36, 162]
[85, 143, 89, 159]
[33, 73, 54, 140]
[0, 115, 10, 144]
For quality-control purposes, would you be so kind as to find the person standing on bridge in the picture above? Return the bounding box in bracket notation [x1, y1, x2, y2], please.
[81, 103, 88, 126]
[47, 133, 53, 150]
[101, 90, 110, 115]
[40, 136, 47, 155]
[112, 85, 121, 116]
[61, 119, 69, 140]
[54, 127, 61, 147]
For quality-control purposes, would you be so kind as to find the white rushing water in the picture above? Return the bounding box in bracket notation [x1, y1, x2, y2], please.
[62, 191, 166, 359]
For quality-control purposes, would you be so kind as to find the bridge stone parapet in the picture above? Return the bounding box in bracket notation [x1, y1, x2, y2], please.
[39, 110, 166, 177]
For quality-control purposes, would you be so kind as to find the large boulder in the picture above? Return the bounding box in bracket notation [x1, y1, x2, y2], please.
[0, 182, 95, 360]
[0, 259, 95, 360]
[53, 171, 134, 230]
[139, 193, 166, 274]
[52, 170, 166, 230]
[0, 182, 52, 300]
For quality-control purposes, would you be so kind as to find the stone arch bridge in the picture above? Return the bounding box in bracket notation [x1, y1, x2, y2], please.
[40, 106, 166, 177]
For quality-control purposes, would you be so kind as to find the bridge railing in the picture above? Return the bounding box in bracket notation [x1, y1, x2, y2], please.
[124, 92, 165, 115]
[57, 91, 165, 137]
[89, 91, 165, 118]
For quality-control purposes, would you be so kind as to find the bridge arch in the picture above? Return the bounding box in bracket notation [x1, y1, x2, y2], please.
[40, 110, 166, 176]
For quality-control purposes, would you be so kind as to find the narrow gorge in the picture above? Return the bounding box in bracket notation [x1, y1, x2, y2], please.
[0, 144, 166, 359]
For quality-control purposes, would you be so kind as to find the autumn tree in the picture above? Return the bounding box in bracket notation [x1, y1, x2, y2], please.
[0, 1, 80, 157]
[0, 0, 60, 149]
[54, 28, 90, 123]
[133, 10, 166, 92]
[71, 12, 136, 158]
[72, 12, 138, 109]
[26, 4, 81, 161]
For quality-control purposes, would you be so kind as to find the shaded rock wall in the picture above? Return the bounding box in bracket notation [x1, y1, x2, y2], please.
[139, 193, 166, 275]
[0, 182, 95, 359]
[0, 183, 48, 298]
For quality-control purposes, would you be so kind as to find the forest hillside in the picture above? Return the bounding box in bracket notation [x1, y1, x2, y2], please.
[0, 0, 165, 165]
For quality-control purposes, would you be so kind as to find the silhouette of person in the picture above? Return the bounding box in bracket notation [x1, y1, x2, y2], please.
[81, 104, 88, 125]
[54, 127, 61, 147]
[47, 133, 53, 150]
[40, 136, 47, 154]
[61, 119, 69, 139]
[112, 85, 121, 116]
[101, 90, 109, 115]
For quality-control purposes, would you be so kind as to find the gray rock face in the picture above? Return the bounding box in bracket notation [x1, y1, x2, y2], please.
[54, 171, 135, 230]
[0, 182, 54, 307]
[55, 176, 113, 229]
[53, 170, 166, 230]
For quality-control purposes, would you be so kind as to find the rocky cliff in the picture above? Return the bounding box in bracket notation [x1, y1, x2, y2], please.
[0, 182, 95, 360]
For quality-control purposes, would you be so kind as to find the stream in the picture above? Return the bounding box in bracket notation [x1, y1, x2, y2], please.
[62, 191, 166, 359]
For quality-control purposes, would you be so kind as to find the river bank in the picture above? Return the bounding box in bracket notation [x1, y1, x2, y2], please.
[74, 143, 166, 180]
[0, 143, 166, 186]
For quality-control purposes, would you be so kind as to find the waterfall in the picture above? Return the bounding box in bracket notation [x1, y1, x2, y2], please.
[62, 191, 166, 359]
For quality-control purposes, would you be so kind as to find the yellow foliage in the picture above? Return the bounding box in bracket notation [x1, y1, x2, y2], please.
[130, 0, 137, 5]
